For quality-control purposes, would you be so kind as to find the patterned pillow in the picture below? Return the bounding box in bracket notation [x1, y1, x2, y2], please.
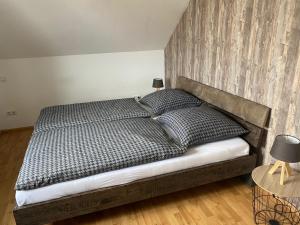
[140, 89, 202, 115]
[156, 105, 248, 147]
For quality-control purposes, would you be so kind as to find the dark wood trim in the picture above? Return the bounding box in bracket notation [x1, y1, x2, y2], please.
[14, 154, 257, 225]
[1, 126, 33, 134]
[176, 76, 271, 129]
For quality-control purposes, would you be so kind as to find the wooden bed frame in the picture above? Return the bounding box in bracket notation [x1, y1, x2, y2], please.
[13, 77, 271, 225]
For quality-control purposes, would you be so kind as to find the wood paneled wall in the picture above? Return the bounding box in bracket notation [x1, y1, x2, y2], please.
[165, 0, 300, 166]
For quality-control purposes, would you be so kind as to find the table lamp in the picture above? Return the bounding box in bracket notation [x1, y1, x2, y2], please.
[268, 135, 300, 185]
[152, 78, 164, 91]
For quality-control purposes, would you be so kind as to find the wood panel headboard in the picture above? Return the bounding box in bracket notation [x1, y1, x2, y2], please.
[176, 76, 271, 151]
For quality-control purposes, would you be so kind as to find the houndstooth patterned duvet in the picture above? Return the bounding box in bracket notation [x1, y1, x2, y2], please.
[16, 118, 186, 190]
[34, 98, 151, 133]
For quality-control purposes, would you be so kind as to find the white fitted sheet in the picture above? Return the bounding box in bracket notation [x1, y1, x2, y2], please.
[16, 137, 249, 206]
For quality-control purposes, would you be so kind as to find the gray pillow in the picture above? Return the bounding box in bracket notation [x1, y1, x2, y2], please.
[140, 89, 202, 115]
[156, 105, 248, 147]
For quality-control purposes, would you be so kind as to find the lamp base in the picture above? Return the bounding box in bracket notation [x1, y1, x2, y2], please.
[268, 161, 292, 185]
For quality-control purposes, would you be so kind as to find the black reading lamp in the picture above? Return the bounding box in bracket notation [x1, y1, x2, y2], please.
[152, 78, 164, 91]
[268, 135, 300, 185]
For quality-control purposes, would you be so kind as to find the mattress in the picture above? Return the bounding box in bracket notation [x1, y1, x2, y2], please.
[16, 137, 249, 206]
[34, 98, 151, 133]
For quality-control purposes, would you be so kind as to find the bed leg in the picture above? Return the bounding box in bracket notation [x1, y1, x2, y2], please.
[240, 173, 255, 187]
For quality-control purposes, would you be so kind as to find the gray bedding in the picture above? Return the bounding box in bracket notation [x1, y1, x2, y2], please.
[34, 98, 151, 133]
[16, 118, 186, 190]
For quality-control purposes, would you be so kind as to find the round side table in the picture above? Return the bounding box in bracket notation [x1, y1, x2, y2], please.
[252, 165, 300, 225]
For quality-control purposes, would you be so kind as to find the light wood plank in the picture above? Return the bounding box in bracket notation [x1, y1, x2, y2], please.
[164, 0, 300, 171]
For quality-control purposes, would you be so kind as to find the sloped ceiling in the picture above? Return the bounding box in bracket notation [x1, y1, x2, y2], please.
[0, 0, 189, 59]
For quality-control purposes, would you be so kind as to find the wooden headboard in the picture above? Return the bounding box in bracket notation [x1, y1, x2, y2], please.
[176, 76, 271, 151]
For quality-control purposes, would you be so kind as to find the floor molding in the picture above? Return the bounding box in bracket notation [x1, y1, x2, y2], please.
[1, 126, 33, 134]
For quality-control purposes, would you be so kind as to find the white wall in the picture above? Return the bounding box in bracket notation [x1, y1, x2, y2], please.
[0, 50, 164, 130]
[0, 0, 189, 58]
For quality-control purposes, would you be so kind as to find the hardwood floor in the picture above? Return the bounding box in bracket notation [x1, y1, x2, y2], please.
[0, 128, 255, 225]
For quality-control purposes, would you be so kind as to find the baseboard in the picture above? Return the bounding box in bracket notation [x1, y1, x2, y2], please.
[1, 126, 34, 134]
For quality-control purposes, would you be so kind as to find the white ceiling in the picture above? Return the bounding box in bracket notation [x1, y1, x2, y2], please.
[0, 0, 189, 59]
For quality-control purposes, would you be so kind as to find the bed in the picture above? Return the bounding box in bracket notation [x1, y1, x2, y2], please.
[16, 137, 249, 206]
[13, 77, 271, 225]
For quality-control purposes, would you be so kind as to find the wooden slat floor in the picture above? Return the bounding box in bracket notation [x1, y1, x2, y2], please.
[0, 128, 255, 225]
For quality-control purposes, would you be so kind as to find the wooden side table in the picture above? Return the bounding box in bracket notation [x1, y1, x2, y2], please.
[252, 165, 300, 225]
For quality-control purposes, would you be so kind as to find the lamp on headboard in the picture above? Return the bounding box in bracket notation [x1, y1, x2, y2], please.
[152, 78, 164, 91]
[268, 135, 300, 185]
